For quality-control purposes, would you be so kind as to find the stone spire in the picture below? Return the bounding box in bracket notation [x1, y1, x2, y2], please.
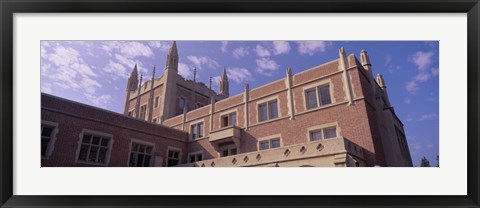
[219, 67, 229, 97]
[165, 41, 178, 71]
[209, 75, 212, 90]
[147, 65, 156, 122]
[360, 49, 373, 78]
[376, 73, 391, 107]
[123, 64, 139, 115]
[127, 64, 139, 91]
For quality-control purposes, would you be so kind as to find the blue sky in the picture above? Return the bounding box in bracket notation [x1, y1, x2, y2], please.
[40, 40, 439, 166]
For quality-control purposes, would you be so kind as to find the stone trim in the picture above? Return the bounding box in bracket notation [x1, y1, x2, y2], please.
[74, 129, 114, 167]
[126, 138, 156, 167]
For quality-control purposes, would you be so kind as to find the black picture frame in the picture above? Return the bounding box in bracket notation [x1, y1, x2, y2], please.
[1, 0, 479, 207]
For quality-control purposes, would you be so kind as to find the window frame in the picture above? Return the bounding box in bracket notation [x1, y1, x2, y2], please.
[220, 111, 237, 128]
[179, 96, 187, 110]
[41, 120, 58, 159]
[258, 135, 282, 151]
[154, 96, 160, 108]
[190, 121, 205, 140]
[75, 129, 114, 166]
[128, 139, 155, 167]
[139, 104, 148, 120]
[257, 99, 279, 122]
[188, 151, 204, 163]
[166, 147, 182, 167]
[307, 124, 339, 142]
[302, 81, 334, 111]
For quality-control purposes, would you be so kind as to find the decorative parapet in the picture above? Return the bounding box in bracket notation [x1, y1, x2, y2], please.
[176, 137, 366, 167]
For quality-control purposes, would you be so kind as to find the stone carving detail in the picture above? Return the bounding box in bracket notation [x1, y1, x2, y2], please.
[300, 146, 307, 154]
[284, 149, 291, 157]
[232, 158, 237, 164]
[256, 154, 261, 161]
[243, 156, 249, 163]
[316, 143, 324, 151]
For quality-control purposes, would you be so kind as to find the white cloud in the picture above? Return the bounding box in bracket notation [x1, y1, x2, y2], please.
[178, 63, 193, 79]
[406, 51, 437, 94]
[272, 41, 291, 55]
[101, 41, 153, 58]
[232, 47, 250, 59]
[412, 51, 434, 70]
[418, 113, 437, 121]
[226, 67, 253, 84]
[384, 55, 401, 74]
[42, 46, 100, 94]
[404, 97, 412, 104]
[297, 41, 328, 56]
[254, 45, 271, 57]
[256, 58, 280, 76]
[221, 41, 228, 53]
[114, 54, 147, 75]
[41, 83, 52, 94]
[103, 61, 128, 80]
[187, 56, 220, 70]
[84, 93, 112, 107]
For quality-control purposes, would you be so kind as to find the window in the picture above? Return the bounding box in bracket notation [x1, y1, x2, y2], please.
[179, 97, 186, 109]
[304, 84, 332, 110]
[140, 104, 147, 120]
[154, 96, 160, 108]
[195, 102, 205, 109]
[221, 112, 237, 127]
[77, 133, 111, 165]
[309, 130, 323, 141]
[128, 109, 135, 117]
[309, 126, 337, 141]
[259, 138, 281, 150]
[152, 117, 157, 124]
[258, 100, 278, 122]
[305, 89, 318, 109]
[41, 124, 55, 157]
[167, 149, 181, 167]
[129, 142, 154, 167]
[190, 122, 204, 139]
[318, 85, 332, 106]
[221, 147, 237, 157]
[188, 152, 203, 163]
[324, 127, 337, 139]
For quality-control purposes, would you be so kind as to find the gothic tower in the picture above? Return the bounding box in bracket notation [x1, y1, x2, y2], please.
[165, 41, 178, 71]
[123, 64, 138, 115]
[219, 68, 229, 97]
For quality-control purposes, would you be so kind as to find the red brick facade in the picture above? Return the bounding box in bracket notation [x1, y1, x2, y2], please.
[41, 46, 413, 167]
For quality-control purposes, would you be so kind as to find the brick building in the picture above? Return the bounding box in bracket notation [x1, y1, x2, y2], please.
[41, 41, 413, 167]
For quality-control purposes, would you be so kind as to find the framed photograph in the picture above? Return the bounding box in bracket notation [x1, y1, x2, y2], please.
[1, 0, 479, 207]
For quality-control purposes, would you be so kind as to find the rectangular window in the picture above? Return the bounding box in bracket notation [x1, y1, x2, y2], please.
[167, 149, 180, 167]
[305, 88, 318, 109]
[221, 112, 237, 127]
[309, 130, 323, 141]
[128, 109, 135, 117]
[189, 152, 203, 163]
[77, 133, 111, 165]
[324, 127, 337, 139]
[259, 141, 269, 150]
[258, 103, 268, 122]
[271, 138, 281, 148]
[140, 104, 147, 120]
[304, 84, 332, 110]
[190, 122, 204, 139]
[129, 142, 154, 167]
[259, 138, 281, 150]
[179, 97, 186, 109]
[258, 99, 279, 122]
[220, 147, 237, 157]
[41, 124, 55, 157]
[154, 96, 160, 108]
[318, 85, 332, 106]
[309, 126, 337, 141]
